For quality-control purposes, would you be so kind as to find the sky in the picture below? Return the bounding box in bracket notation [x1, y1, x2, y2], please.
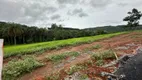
[0, 0, 142, 29]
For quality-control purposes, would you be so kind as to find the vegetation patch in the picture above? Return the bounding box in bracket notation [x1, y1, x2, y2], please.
[91, 50, 116, 60]
[65, 65, 87, 75]
[45, 73, 60, 80]
[83, 44, 102, 52]
[80, 74, 89, 80]
[2, 56, 44, 80]
[92, 44, 102, 49]
[46, 51, 80, 63]
[4, 32, 126, 58]
[95, 60, 105, 66]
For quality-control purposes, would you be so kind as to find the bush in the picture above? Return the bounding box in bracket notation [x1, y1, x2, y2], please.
[2, 56, 43, 80]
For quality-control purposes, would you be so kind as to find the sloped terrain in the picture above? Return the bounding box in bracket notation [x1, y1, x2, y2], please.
[3, 31, 142, 80]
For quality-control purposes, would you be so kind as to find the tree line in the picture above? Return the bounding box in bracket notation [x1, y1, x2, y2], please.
[0, 22, 107, 45]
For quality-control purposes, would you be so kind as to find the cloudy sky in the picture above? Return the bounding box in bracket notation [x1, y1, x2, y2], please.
[0, 0, 142, 29]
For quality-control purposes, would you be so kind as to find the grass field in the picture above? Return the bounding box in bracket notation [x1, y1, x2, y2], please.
[4, 32, 127, 58]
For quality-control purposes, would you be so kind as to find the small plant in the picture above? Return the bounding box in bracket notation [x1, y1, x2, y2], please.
[46, 73, 60, 80]
[92, 44, 102, 49]
[65, 65, 86, 75]
[86, 60, 94, 66]
[101, 50, 116, 59]
[80, 74, 89, 80]
[91, 53, 102, 60]
[83, 44, 102, 52]
[2, 56, 44, 80]
[46, 51, 80, 63]
[95, 60, 105, 66]
[91, 50, 116, 60]
[47, 54, 66, 63]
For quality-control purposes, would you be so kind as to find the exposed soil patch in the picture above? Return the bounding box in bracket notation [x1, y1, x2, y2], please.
[4, 32, 142, 80]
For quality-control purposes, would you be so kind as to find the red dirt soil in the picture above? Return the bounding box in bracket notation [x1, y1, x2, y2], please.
[4, 32, 142, 80]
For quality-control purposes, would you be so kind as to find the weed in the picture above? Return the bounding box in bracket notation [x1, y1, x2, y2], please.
[95, 60, 105, 66]
[80, 74, 89, 80]
[46, 51, 80, 63]
[46, 73, 60, 80]
[65, 65, 87, 75]
[91, 50, 116, 60]
[91, 53, 103, 60]
[86, 60, 94, 66]
[92, 44, 102, 49]
[101, 50, 116, 59]
[83, 44, 102, 52]
[2, 56, 44, 80]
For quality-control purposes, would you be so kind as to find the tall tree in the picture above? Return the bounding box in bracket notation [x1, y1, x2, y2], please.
[123, 8, 142, 29]
[8, 23, 23, 45]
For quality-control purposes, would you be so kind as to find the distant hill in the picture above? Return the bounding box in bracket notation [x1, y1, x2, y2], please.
[84, 25, 142, 33]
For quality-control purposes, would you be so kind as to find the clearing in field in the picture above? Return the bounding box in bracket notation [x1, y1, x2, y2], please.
[3, 31, 142, 80]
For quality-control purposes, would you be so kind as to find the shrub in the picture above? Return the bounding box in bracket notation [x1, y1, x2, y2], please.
[2, 56, 43, 80]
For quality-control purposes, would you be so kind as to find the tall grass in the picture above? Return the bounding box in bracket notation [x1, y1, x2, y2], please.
[4, 32, 126, 58]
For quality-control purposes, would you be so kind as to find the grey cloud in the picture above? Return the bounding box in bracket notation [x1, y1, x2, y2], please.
[90, 0, 112, 8]
[50, 14, 61, 20]
[23, 3, 58, 19]
[46, 6, 58, 13]
[0, 0, 24, 21]
[68, 8, 83, 15]
[117, 3, 128, 7]
[57, 0, 79, 4]
[67, 8, 88, 17]
[79, 12, 88, 17]
[0, 0, 58, 25]
[73, 8, 83, 15]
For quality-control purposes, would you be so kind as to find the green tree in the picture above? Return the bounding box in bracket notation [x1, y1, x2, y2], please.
[123, 8, 142, 29]
[51, 23, 58, 29]
[8, 23, 23, 45]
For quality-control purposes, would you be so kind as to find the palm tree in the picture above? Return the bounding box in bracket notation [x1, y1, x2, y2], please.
[8, 23, 23, 45]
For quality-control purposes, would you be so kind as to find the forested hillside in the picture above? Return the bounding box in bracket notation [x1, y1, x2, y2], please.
[0, 22, 97, 45]
[0, 21, 142, 45]
[85, 25, 142, 33]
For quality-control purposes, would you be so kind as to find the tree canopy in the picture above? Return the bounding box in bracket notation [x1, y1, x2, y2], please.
[0, 21, 142, 45]
[123, 8, 142, 28]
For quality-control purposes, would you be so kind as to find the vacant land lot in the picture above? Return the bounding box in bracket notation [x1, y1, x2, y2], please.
[3, 31, 142, 80]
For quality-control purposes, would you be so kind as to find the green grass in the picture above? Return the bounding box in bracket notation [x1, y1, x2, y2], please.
[95, 60, 105, 66]
[92, 44, 102, 49]
[46, 51, 80, 63]
[2, 56, 44, 80]
[45, 73, 60, 80]
[4, 32, 126, 58]
[83, 44, 102, 52]
[65, 65, 87, 75]
[91, 50, 116, 60]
